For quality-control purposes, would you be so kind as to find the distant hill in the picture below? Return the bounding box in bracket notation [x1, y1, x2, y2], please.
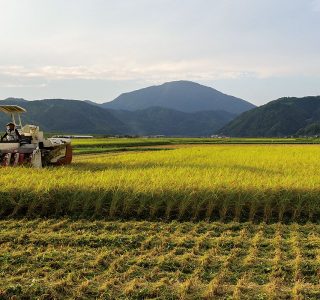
[102, 81, 255, 114]
[0, 98, 235, 136]
[219, 96, 320, 137]
[0, 98, 128, 134]
[109, 107, 236, 136]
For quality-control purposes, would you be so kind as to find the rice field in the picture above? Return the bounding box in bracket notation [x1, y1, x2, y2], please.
[1, 144, 320, 222]
[1, 140, 320, 299]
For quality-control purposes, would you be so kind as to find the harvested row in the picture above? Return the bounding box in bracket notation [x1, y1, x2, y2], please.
[1, 145, 320, 222]
[0, 220, 319, 299]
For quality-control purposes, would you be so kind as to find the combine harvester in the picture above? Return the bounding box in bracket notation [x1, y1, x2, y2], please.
[0, 105, 72, 167]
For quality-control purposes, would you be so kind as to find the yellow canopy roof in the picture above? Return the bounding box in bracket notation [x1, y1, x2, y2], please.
[0, 105, 26, 114]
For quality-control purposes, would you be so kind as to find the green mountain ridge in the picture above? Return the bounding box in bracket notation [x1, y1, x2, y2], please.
[0, 98, 236, 136]
[219, 96, 320, 137]
[5, 96, 320, 137]
[110, 107, 236, 136]
[0, 98, 128, 135]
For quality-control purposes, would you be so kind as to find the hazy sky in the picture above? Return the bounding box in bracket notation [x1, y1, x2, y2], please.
[0, 0, 320, 105]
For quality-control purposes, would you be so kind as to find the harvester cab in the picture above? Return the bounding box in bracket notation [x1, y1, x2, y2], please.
[0, 105, 72, 167]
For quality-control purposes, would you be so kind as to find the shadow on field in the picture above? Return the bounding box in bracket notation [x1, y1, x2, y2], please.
[0, 186, 318, 224]
[70, 160, 283, 176]
[74, 147, 174, 156]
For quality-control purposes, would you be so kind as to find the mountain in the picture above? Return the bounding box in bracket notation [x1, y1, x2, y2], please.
[0, 98, 234, 136]
[219, 96, 320, 137]
[0, 80, 254, 136]
[3, 97, 28, 103]
[109, 107, 236, 136]
[0, 98, 128, 134]
[83, 100, 100, 107]
[102, 81, 255, 114]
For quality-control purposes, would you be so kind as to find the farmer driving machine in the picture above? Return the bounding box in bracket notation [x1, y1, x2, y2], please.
[0, 105, 72, 167]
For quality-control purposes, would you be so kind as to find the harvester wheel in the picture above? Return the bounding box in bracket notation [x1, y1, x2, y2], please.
[18, 153, 25, 165]
[13, 153, 19, 166]
[2, 153, 12, 166]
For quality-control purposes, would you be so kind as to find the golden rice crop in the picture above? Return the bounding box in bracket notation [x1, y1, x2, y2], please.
[1, 144, 320, 222]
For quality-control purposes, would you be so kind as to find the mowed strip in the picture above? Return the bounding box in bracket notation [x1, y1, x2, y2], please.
[0, 220, 319, 299]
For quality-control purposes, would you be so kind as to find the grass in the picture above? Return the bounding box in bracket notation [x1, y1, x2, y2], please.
[0, 143, 320, 222]
[0, 219, 319, 299]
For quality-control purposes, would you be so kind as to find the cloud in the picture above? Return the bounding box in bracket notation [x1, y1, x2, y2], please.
[0, 83, 47, 88]
[0, 63, 256, 83]
[0, 59, 306, 86]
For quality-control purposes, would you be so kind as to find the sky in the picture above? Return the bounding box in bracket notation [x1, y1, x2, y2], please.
[0, 0, 320, 105]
